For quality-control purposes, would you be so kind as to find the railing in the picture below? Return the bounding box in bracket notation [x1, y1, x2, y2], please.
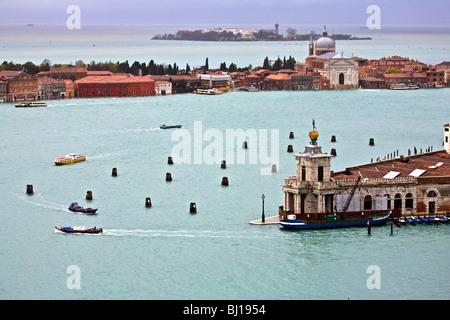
[283, 176, 417, 189]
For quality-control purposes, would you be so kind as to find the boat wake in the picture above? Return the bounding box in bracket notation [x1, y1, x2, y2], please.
[13, 191, 71, 213]
[102, 229, 275, 239]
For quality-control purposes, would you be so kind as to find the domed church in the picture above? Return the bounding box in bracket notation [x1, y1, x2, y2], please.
[306, 26, 359, 89]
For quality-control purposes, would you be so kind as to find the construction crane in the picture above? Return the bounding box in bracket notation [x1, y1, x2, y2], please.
[342, 176, 361, 212]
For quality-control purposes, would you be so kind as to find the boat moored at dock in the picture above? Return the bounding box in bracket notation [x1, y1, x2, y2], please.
[280, 211, 391, 230]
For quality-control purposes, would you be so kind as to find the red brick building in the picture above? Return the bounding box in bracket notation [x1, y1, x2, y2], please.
[0, 70, 38, 101]
[75, 74, 155, 98]
[369, 56, 410, 72]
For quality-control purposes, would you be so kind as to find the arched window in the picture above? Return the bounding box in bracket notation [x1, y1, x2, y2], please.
[364, 195, 372, 210]
[339, 73, 345, 85]
[405, 193, 413, 209]
[384, 194, 391, 209]
[427, 190, 437, 197]
[394, 193, 402, 209]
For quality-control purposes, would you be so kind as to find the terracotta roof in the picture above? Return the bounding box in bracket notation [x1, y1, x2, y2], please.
[75, 74, 154, 84]
[0, 70, 23, 79]
[264, 73, 290, 80]
[332, 150, 450, 181]
[50, 66, 87, 74]
[359, 77, 385, 82]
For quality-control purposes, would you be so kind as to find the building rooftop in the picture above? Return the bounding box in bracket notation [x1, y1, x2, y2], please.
[75, 74, 154, 84]
[332, 150, 450, 181]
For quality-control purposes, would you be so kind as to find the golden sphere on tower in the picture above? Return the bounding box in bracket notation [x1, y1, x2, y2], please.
[309, 130, 319, 141]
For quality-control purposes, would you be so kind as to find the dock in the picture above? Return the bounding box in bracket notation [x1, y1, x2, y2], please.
[249, 215, 280, 225]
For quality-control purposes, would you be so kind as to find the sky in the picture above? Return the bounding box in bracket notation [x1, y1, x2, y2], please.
[0, 0, 449, 27]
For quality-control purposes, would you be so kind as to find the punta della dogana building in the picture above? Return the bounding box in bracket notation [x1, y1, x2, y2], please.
[280, 123, 450, 222]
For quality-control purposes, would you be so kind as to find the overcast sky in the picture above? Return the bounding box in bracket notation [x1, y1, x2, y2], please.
[0, 0, 448, 27]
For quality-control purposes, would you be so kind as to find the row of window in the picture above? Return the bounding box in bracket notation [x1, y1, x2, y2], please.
[363, 190, 438, 210]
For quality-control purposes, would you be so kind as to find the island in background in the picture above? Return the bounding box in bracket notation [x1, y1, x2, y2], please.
[152, 24, 372, 42]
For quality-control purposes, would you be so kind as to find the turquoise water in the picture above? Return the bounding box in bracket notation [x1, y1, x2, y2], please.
[1, 25, 449, 66]
[1, 89, 449, 299]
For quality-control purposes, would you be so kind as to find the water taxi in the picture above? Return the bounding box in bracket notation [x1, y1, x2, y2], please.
[15, 101, 47, 107]
[54, 153, 86, 165]
[194, 89, 223, 95]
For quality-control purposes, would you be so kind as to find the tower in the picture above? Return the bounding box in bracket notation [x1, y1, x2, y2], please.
[275, 23, 279, 35]
[294, 120, 333, 183]
[309, 31, 314, 56]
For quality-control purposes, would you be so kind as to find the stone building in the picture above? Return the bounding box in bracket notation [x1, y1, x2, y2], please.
[282, 123, 450, 219]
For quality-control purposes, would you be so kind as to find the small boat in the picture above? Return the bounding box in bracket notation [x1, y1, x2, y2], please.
[54, 153, 86, 165]
[160, 124, 182, 129]
[280, 212, 391, 230]
[15, 101, 47, 107]
[194, 88, 223, 95]
[55, 226, 102, 234]
[68, 202, 97, 214]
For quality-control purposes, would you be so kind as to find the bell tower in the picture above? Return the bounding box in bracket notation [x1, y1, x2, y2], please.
[295, 120, 333, 183]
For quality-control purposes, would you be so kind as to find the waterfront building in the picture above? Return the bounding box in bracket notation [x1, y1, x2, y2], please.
[281, 123, 450, 219]
[0, 79, 7, 100]
[197, 73, 231, 91]
[75, 74, 155, 97]
[62, 79, 75, 98]
[155, 81, 172, 95]
[0, 70, 37, 101]
[37, 76, 66, 99]
[236, 73, 262, 90]
[262, 73, 291, 90]
[369, 56, 411, 72]
[359, 77, 387, 89]
[37, 66, 88, 81]
[426, 68, 445, 87]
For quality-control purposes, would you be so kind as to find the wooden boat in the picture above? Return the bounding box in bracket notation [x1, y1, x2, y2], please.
[55, 226, 103, 234]
[15, 101, 47, 107]
[54, 153, 86, 165]
[280, 211, 391, 230]
[160, 124, 182, 129]
[68, 202, 97, 214]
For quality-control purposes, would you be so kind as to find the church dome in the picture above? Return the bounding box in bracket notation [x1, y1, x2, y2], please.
[315, 25, 335, 52]
[315, 36, 335, 50]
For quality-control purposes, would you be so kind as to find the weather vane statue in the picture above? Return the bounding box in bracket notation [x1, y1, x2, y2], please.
[309, 119, 319, 146]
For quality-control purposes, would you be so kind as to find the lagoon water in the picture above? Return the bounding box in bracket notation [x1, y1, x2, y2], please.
[1, 25, 450, 300]
[1, 89, 449, 300]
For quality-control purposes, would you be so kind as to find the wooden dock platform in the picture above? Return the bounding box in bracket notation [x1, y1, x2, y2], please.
[249, 215, 280, 225]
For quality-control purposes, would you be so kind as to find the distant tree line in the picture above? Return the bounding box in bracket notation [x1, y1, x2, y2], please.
[1, 54, 297, 77]
[262, 56, 297, 71]
[1, 59, 192, 76]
